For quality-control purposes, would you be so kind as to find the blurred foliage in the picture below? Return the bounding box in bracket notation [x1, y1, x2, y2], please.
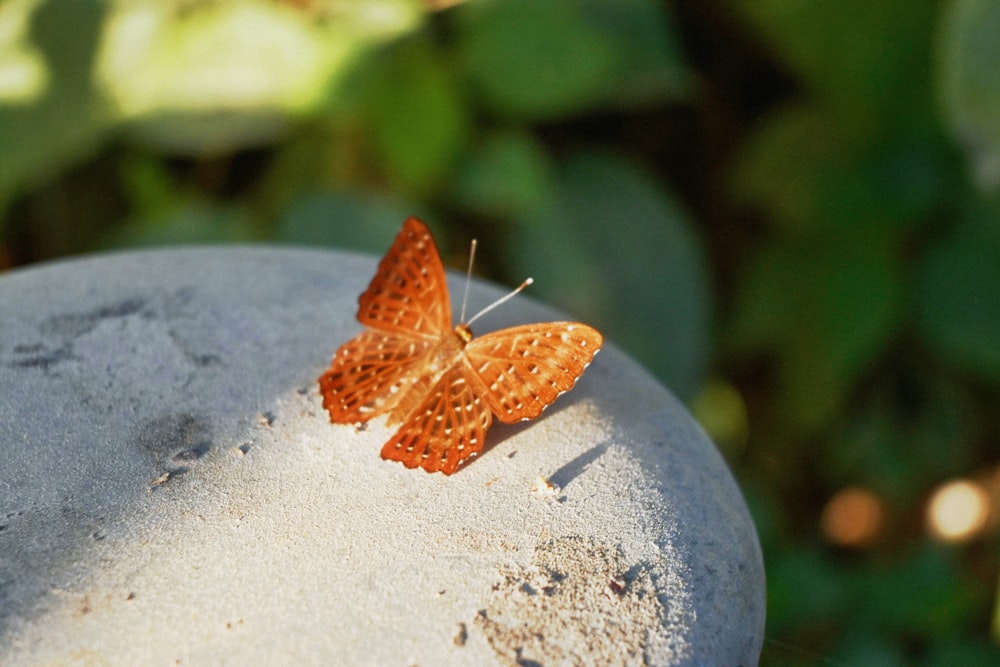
[2, 0, 1000, 663]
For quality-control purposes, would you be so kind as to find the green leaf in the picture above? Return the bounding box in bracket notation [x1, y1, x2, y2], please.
[765, 546, 848, 637]
[458, 0, 618, 120]
[119, 151, 182, 219]
[937, 0, 1000, 190]
[728, 229, 904, 433]
[276, 189, 430, 253]
[458, 0, 687, 120]
[451, 131, 555, 219]
[830, 630, 908, 667]
[364, 38, 470, 194]
[102, 200, 259, 249]
[0, 1, 110, 209]
[577, 0, 689, 107]
[510, 152, 711, 399]
[926, 639, 1000, 667]
[827, 374, 973, 505]
[731, 0, 936, 122]
[852, 546, 984, 636]
[732, 103, 954, 234]
[917, 202, 1000, 380]
[731, 105, 848, 233]
[95, 0, 422, 154]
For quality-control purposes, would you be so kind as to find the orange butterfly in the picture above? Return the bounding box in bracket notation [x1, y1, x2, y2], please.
[319, 218, 603, 474]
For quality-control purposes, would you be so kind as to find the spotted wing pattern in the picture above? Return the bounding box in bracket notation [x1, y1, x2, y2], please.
[464, 322, 603, 423]
[321, 218, 452, 425]
[380, 366, 492, 475]
[355, 217, 451, 336]
[319, 331, 435, 424]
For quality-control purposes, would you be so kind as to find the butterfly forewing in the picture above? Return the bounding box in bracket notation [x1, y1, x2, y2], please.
[464, 322, 603, 424]
[319, 331, 436, 423]
[356, 217, 452, 337]
[380, 366, 492, 474]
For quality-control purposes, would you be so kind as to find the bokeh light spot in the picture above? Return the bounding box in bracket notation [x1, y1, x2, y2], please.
[693, 378, 749, 457]
[820, 487, 884, 548]
[927, 479, 989, 542]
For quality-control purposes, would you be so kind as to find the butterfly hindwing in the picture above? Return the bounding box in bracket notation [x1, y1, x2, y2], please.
[464, 322, 603, 424]
[319, 330, 435, 424]
[356, 217, 452, 337]
[380, 366, 492, 474]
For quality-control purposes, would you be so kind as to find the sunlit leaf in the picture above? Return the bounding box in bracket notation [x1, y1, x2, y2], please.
[0, 0, 48, 103]
[95, 0, 422, 154]
[937, 0, 1000, 190]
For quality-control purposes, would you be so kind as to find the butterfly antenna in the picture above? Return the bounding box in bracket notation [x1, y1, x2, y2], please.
[466, 277, 533, 326]
[459, 238, 478, 324]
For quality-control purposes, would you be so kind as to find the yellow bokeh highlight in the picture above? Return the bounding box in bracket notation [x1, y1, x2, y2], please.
[926, 479, 990, 542]
[96, 2, 346, 117]
[692, 378, 749, 457]
[0, 0, 49, 103]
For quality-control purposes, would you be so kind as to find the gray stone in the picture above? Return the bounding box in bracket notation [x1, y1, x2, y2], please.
[0, 246, 764, 665]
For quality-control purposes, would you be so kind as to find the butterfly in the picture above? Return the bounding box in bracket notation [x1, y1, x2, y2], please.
[319, 217, 603, 475]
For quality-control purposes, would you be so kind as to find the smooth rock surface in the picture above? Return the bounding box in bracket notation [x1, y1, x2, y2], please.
[0, 246, 765, 666]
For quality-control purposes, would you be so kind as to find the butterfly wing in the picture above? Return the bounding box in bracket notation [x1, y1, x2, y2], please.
[321, 217, 452, 425]
[319, 330, 436, 424]
[380, 366, 492, 474]
[356, 217, 452, 336]
[464, 322, 603, 424]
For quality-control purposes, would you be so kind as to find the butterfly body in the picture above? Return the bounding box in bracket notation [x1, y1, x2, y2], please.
[319, 218, 602, 475]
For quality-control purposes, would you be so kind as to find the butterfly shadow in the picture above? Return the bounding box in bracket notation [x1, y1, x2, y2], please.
[547, 441, 610, 489]
[465, 395, 608, 485]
